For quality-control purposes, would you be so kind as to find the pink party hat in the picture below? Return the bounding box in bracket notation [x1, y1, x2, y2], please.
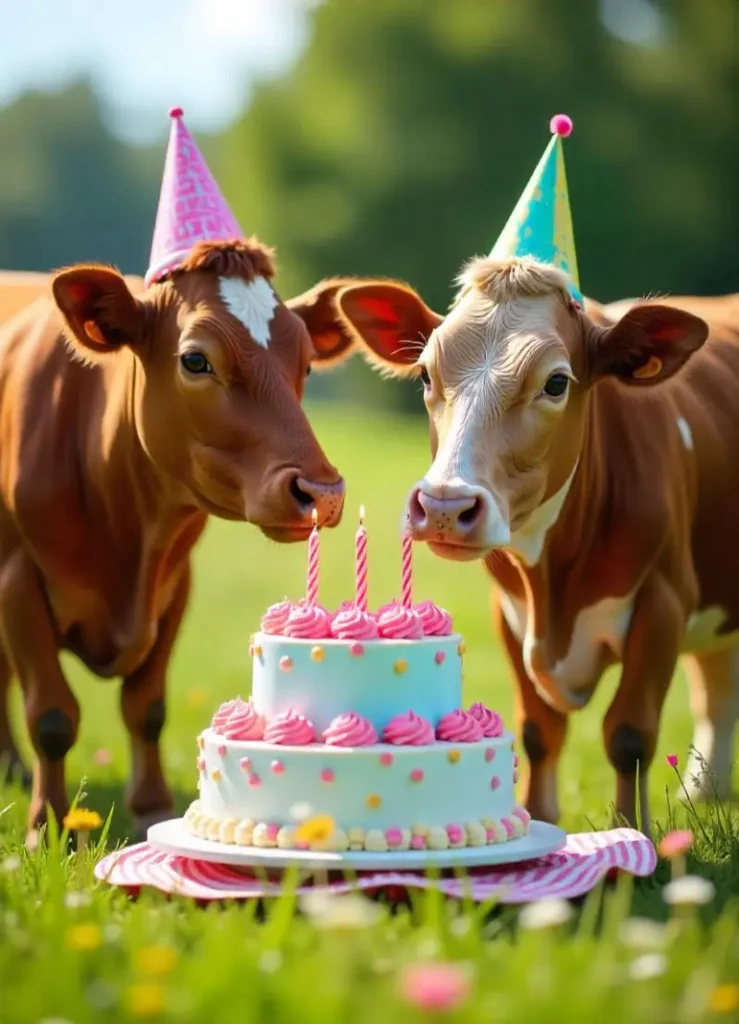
[145, 107, 244, 287]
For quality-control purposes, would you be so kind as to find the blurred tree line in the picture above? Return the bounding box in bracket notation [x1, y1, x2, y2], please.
[0, 0, 737, 414]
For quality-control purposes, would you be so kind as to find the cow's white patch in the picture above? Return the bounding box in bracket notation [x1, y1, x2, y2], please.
[677, 415, 693, 450]
[548, 594, 634, 691]
[506, 463, 579, 566]
[219, 275, 278, 348]
[683, 606, 738, 652]
[498, 585, 635, 706]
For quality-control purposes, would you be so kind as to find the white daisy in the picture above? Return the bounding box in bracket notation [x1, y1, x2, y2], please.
[662, 875, 715, 906]
[519, 898, 573, 930]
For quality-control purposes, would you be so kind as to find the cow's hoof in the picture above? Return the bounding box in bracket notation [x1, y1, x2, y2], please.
[1, 753, 31, 789]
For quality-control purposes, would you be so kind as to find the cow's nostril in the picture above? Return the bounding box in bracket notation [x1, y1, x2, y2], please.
[289, 476, 314, 509]
[408, 487, 426, 526]
[458, 495, 483, 526]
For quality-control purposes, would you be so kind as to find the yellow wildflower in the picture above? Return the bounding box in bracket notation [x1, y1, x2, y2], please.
[66, 923, 103, 951]
[295, 814, 335, 849]
[134, 945, 179, 976]
[63, 808, 103, 831]
[709, 984, 739, 1013]
[126, 982, 165, 1018]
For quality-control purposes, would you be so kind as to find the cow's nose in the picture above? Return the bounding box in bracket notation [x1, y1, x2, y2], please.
[409, 486, 485, 537]
[289, 475, 346, 526]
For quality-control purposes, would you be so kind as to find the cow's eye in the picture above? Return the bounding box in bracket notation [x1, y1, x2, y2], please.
[543, 373, 569, 398]
[419, 366, 431, 387]
[180, 351, 213, 375]
[305, 365, 312, 377]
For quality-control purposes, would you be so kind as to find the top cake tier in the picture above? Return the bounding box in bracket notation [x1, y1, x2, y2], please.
[251, 632, 464, 734]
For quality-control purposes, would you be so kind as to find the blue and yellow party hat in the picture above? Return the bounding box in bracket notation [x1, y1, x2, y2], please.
[490, 113, 582, 304]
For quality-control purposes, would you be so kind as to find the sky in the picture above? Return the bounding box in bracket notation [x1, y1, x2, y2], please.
[0, 0, 663, 145]
[0, 0, 319, 143]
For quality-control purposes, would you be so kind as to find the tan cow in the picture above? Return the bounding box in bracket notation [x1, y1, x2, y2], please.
[330, 256, 739, 831]
[0, 239, 357, 842]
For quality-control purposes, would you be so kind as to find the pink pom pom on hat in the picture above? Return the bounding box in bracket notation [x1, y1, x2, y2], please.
[549, 113, 573, 137]
[145, 106, 244, 287]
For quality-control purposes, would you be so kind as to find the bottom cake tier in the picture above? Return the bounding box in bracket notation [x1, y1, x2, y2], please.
[185, 728, 530, 852]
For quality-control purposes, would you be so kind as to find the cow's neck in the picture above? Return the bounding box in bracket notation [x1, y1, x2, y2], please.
[507, 386, 610, 574]
[489, 388, 615, 705]
[77, 351, 206, 671]
[93, 350, 203, 540]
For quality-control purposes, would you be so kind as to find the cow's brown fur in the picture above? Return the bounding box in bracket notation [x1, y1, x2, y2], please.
[0, 244, 354, 842]
[334, 260, 739, 832]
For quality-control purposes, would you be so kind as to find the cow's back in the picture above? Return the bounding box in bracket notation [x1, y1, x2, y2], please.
[0, 298, 110, 573]
[0, 272, 52, 327]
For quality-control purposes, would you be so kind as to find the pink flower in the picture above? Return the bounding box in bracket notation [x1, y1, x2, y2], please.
[93, 748, 112, 767]
[399, 961, 471, 1012]
[666, 754, 679, 768]
[658, 830, 693, 859]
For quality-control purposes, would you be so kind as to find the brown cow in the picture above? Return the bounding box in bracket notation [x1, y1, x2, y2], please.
[329, 256, 739, 831]
[0, 239, 356, 842]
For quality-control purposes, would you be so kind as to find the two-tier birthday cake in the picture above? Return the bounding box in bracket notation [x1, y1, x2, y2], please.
[185, 511, 529, 854]
[185, 592, 530, 853]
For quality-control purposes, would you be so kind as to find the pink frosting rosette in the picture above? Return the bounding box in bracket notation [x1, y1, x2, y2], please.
[382, 710, 435, 746]
[468, 702, 504, 737]
[264, 709, 316, 745]
[322, 711, 378, 747]
[331, 603, 379, 640]
[436, 708, 484, 743]
[219, 697, 266, 741]
[282, 602, 332, 639]
[211, 698, 238, 730]
[260, 599, 294, 635]
[414, 599, 453, 636]
[376, 600, 424, 640]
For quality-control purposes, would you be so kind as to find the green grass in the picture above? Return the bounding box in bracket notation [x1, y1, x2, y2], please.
[1, 403, 738, 1022]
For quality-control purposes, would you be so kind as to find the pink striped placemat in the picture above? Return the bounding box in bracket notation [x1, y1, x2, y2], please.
[95, 828, 655, 902]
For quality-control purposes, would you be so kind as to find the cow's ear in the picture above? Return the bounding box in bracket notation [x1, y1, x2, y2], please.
[52, 265, 143, 360]
[287, 279, 358, 369]
[336, 282, 442, 379]
[589, 303, 708, 386]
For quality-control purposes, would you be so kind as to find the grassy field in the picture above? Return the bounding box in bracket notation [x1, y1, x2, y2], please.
[1, 403, 738, 1022]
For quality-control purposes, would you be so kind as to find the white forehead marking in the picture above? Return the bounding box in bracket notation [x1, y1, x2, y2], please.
[677, 416, 693, 451]
[218, 275, 278, 349]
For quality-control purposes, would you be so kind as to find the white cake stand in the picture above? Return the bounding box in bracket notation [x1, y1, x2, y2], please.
[147, 817, 566, 872]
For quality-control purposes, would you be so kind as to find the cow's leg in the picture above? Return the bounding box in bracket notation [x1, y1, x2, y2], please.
[0, 551, 79, 840]
[603, 574, 684, 832]
[0, 643, 30, 786]
[120, 564, 190, 836]
[682, 647, 739, 801]
[494, 597, 568, 823]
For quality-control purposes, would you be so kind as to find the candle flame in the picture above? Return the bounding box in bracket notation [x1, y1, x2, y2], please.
[311, 507, 318, 528]
[359, 504, 365, 526]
